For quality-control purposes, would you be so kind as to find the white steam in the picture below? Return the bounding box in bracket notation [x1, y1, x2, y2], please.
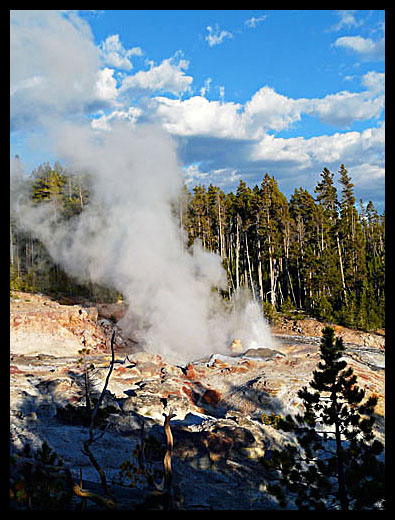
[11, 122, 274, 363]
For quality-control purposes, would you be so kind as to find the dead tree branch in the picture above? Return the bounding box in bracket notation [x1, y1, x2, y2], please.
[72, 483, 116, 509]
[82, 330, 116, 497]
[162, 408, 176, 492]
[138, 409, 175, 504]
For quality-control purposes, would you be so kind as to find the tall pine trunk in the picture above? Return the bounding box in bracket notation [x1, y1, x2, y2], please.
[10, 222, 14, 266]
[245, 233, 255, 300]
[235, 215, 240, 289]
[269, 247, 276, 307]
[336, 233, 347, 304]
[333, 398, 349, 510]
[257, 238, 264, 302]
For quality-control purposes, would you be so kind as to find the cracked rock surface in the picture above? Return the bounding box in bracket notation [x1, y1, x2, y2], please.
[10, 292, 385, 509]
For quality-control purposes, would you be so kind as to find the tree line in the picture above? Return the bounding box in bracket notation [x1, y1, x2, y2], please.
[181, 165, 384, 331]
[10, 159, 385, 331]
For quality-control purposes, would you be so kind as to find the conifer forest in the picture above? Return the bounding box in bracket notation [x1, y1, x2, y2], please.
[10, 161, 385, 332]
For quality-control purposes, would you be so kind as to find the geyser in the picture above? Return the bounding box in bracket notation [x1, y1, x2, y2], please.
[11, 122, 275, 363]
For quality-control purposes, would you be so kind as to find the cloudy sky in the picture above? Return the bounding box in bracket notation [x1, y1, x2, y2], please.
[10, 10, 385, 210]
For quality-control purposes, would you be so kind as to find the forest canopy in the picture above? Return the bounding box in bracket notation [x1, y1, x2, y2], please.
[10, 160, 385, 332]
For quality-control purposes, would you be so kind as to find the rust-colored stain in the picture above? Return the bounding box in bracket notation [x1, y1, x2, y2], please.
[202, 388, 221, 406]
[210, 359, 229, 370]
[184, 363, 197, 379]
[10, 365, 24, 374]
[182, 385, 195, 402]
[181, 385, 205, 412]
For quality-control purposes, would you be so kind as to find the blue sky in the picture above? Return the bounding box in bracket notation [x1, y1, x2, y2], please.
[10, 10, 385, 209]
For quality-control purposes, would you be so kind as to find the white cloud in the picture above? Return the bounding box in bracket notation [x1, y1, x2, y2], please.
[99, 34, 142, 71]
[308, 89, 384, 127]
[347, 163, 384, 191]
[10, 10, 384, 207]
[244, 15, 267, 29]
[183, 163, 241, 189]
[255, 124, 384, 172]
[332, 10, 361, 31]
[242, 86, 307, 135]
[95, 67, 118, 103]
[91, 106, 142, 131]
[152, 96, 245, 139]
[140, 83, 384, 206]
[10, 10, 101, 128]
[361, 71, 385, 94]
[205, 24, 233, 47]
[334, 35, 385, 60]
[183, 163, 210, 185]
[250, 133, 312, 167]
[219, 124, 384, 203]
[200, 77, 212, 97]
[137, 75, 385, 143]
[120, 56, 193, 96]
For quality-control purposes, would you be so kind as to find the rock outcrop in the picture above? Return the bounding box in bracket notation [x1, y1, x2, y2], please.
[10, 292, 385, 509]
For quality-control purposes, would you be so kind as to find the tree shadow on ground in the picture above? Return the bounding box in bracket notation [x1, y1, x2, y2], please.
[10, 361, 293, 509]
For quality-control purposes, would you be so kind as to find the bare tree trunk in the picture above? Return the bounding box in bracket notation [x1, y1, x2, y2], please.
[334, 403, 349, 510]
[10, 222, 14, 266]
[79, 184, 84, 210]
[336, 233, 347, 304]
[296, 257, 302, 309]
[217, 193, 225, 260]
[82, 331, 115, 497]
[245, 233, 255, 300]
[269, 242, 276, 308]
[235, 215, 240, 289]
[138, 407, 178, 509]
[285, 257, 297, 307]
[257, 238, 263, 302]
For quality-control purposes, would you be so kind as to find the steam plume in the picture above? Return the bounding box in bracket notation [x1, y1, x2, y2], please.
[11, 121, 274, 363]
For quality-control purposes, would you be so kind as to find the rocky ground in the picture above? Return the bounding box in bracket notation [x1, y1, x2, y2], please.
[10, 291, 385, 509]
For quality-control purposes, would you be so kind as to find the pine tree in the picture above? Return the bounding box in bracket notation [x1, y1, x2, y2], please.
[235, 180, 255, 293]
[257, 174, 284, 307]
[289, 188, 318, 310]
[314, 167, 339, 221]
[11, 159, 385, 332]
[314, 167, 347, 312]
[206, 183, 227, 258]
[31, 163, 67, 220]
[264, 326, 385, 510]
[338, 165, 367, 315]
[188, 185, 211, 249]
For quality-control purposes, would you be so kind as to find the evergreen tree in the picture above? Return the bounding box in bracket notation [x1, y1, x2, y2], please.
[188, 185, 211, 249]
[338, 165, 367, 310]
[234, 180, 254, 292]
[314, 168, 345, 313]
[31, 163, 67, 220]
[206, 183, 226, 258]
[256, 174, 284, 307]
[263, 326, 385, 510]
[289, 188, 317, 310]
[11, 159, 385, 332]
[314, 167, 339, 221]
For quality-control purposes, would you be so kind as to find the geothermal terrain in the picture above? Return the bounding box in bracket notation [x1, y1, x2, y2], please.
[10, 291, 385, 510]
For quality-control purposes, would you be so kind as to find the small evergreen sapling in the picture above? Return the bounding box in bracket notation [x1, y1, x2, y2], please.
[263, 326, 384, 510]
